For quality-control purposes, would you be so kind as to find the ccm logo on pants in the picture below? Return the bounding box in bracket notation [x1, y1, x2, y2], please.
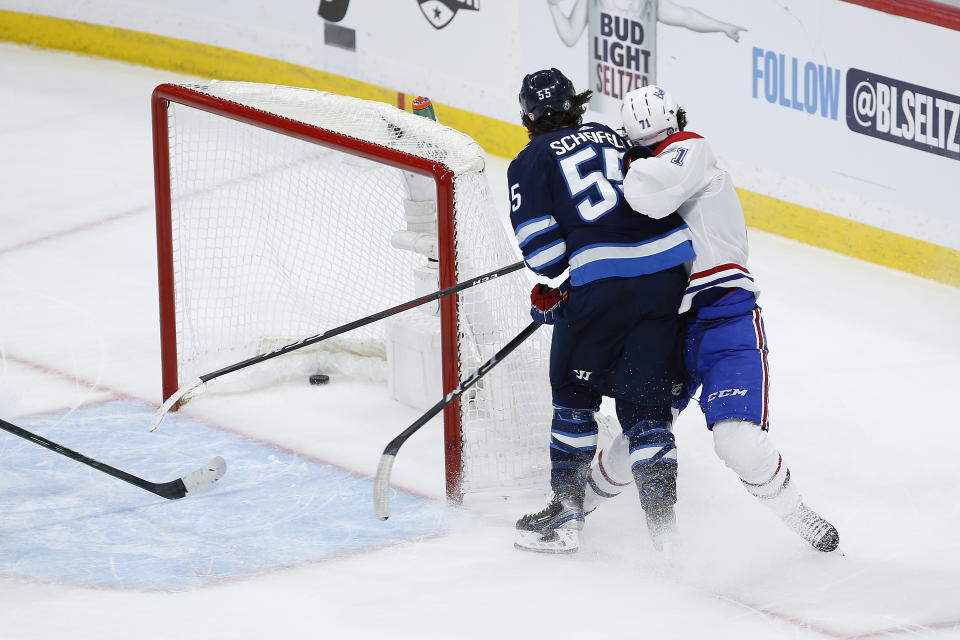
[707, 388, 748, 402]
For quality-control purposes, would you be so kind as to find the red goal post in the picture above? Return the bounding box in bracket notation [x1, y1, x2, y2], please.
[151, 81, 551, 501]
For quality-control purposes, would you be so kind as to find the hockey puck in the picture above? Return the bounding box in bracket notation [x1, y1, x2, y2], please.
[309, 374, 330, 385]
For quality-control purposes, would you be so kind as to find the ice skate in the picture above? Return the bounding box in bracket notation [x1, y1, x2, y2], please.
[645, 507, 681, 564]
[514, 486, 585, 554]
[782, 502, 840, 552]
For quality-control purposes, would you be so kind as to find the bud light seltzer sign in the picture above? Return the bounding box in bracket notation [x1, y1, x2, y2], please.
[589, 0, 654, 115]
[846, 68, 960, 162]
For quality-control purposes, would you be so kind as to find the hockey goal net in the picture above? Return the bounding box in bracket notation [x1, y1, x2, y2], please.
[152, 81, 551, 499]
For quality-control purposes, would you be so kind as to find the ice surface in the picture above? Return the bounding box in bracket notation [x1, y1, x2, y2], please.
[1, 42, 959, 639]
[0, 401, 449, 590]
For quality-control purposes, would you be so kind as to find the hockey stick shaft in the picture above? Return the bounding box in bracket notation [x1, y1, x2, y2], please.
[149, 260, 525, 431]
[0, 417, 226, 499]
[374, 321, 542, 520]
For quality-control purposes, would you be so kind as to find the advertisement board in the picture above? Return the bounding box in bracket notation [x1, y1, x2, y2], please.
[1, 0, 958, 280]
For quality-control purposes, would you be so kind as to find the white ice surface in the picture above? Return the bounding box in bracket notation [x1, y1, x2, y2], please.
[1, 43, 960, 639]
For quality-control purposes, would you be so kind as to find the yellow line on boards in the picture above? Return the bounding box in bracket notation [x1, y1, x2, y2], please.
[738, 189, 959, 287]
[3, 10, 957, 287]
[0, 10, 396, 104]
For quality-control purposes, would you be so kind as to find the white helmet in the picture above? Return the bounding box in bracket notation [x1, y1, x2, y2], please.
[621, 85, 680, 147]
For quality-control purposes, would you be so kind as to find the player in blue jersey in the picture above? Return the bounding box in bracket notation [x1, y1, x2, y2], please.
[508, 68, 695, 554]
[579, 85, 839, 554]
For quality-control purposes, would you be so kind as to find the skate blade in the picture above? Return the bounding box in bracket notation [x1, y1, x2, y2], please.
[514, 528, 580, 554]
[651, 533, 682, 568]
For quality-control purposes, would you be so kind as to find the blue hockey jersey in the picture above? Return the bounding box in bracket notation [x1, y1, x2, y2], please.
[507, 122, 694, 286]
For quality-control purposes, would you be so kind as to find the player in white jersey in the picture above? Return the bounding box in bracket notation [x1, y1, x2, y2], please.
[579, 85, 840, 555]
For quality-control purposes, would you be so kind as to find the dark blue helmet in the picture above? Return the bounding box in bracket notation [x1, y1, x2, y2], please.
[519, 68, 576, 122]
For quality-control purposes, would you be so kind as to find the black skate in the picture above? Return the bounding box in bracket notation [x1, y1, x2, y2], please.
[782, 503, 840, 552]
[514, 486, 585, 554]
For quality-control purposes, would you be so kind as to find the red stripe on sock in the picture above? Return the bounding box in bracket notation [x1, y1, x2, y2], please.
[598, 450, 631, 487]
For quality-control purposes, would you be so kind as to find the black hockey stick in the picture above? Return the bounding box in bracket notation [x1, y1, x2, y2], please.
[0, 417, 226, 499]
[374, 321, 542, 520]
[149, 260, 525, 432]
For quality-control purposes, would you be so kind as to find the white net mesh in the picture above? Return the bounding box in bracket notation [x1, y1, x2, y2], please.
[160, 81, 551, 493]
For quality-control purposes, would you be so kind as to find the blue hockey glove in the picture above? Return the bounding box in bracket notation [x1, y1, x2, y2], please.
[530, 282, 569, 325]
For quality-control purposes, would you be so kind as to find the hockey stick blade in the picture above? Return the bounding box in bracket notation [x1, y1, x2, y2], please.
[373, 322, 541, 520]
[148, 456, 228, 500]
[0, 417, 227, 500]
[373, 453, 397, 520]
[151, 261, 524, 431]
[181, 456, 227, 495]
[149, 377, 202, 432]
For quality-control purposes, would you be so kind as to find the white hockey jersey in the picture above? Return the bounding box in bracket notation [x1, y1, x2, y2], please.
[621, 131, 759, 313]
